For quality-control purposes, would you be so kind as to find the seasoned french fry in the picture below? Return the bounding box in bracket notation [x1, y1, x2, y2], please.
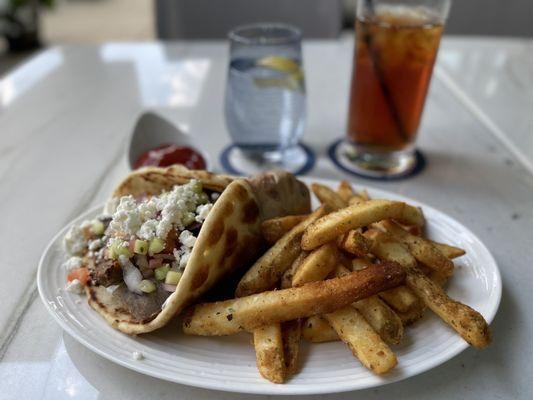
[282, 320, 302, 375]
[378, 287, 423, 314]
[349, 196, 364, 206]
[365, 229, 492, 349]
[236, 207, 326, 297]
[279, 253, 304, 377]
[376, 220, 454, 277]
[324, 307, 397, 374]
[430, 240, 466, 259]
[337, 230, 371, 257]
[281, 251, 308, 290]
[302, 200, 425, 250]
[253, 324, 286, 383]
[292, 243, 339, 287]
[335, 265, 403, 345]
[353, 295, 404, 345]
[302, 316, 339, 343]
[352, 257, 422, 314]
[336, 181, 357, 203]
[183, 263, 406, 336]
[360, 189, 370, 201]
[261, 215, 308, 244]
[396, 305, 426, 326]
[311, 183, 347, 211]
[351, 257, 374, 271]
[407, 267, 491, 348]
[293, 255, 398, 371]
[364, 229, 418, 268]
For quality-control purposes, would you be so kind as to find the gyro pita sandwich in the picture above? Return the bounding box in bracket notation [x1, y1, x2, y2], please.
[62, 166, 310, 334]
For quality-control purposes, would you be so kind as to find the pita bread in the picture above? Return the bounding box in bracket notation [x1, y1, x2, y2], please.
[86, 167, 310, 335]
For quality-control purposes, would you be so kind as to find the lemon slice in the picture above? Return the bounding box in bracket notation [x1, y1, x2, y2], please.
[257, 56, 301, 73]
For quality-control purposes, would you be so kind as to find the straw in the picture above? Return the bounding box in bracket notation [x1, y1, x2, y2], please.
[361, 0, 408, 142]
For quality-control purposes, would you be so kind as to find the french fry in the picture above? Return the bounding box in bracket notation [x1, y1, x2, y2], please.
[279, 253, 304, 377]
[261, 215, 308, 244]
[430, 240, 466, 259]
[349, 196, 364, 206]
[281, 251, 307, 290]
[352, 257, 422, 314]
[236, 207, 326, 297]
[252, 269, 294, 383]
[360, 189, 370, 201]
[406, 267, 491, 348]
[352, 295, 404, 344]
[311, 183, 347, 211]
[335, 265, 403, 345]
[292, 243, 339, 287]
[365, 229, 492, 349]
[183, 263, 406, 336]
[337, 230, 371, 257]
[253, 324, 286, 383]
[396, 305, 426, 326]
[378, 287, 423, 314]
[282, 320, 302, 375]
[375, 220, 454, 277]
[292, 254, 398, 373]
[302, 316, 339, 343]
[324, 307, 397, 374]
[364, 229, 418, 269]
[336, 181, 361, 203]
[301, 200, 425, 250]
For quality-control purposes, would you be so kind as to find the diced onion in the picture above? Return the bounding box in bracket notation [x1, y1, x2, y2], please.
[161, 283, 177, 292]
[119, 255, 143, 294]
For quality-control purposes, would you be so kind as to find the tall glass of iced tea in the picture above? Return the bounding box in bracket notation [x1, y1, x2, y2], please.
[345, 0, 451, 177]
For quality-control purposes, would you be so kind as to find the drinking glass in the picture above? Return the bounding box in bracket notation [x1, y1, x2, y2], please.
[224, 23, 308, 173]
[344, 0, 451, 178]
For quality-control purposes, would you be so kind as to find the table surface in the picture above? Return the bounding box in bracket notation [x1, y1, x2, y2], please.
[1, 35, 532, 400]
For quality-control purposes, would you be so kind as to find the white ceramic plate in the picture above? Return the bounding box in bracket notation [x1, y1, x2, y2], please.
[37, 178, 501, 395]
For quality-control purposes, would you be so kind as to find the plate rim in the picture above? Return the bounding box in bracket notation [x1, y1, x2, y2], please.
[37, 177, 502, 395]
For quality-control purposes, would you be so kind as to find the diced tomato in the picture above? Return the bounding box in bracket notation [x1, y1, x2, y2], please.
[67, 267, 90, 285]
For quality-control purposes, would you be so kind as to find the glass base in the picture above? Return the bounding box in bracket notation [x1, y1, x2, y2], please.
[220, 143, 315, 176]
[328, 139, 425, 180]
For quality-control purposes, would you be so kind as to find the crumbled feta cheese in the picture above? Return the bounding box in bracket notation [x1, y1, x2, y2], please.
[88, 239, 103, 251]
[66, 279, 84, 294]
[107, 180, 207, 242]
[64, 225, 88, 256]
[171, 248, 181, 270]
[103, 197, 119, 216]
[211, 192, 220, 201]
[138, 219, 158, 241]
[108, 195, 143, 237]
[63, 256, 83, 271]
[132, 351, 144, 361]
[179, 230, 196, 248]
[195, 203, 213, 223]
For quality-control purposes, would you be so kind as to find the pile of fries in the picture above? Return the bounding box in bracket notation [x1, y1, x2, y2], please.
[183, 181, 492, 383]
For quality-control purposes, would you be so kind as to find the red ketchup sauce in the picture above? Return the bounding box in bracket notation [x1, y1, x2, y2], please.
[134, 144, 206, 170]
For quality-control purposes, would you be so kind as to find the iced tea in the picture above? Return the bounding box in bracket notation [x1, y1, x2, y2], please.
[347, 8, 444, 153]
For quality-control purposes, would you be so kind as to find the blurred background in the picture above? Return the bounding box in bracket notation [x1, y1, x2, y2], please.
[1, 0, 532, 76]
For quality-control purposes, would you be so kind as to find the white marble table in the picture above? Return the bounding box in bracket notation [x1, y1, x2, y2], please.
[1, 36, 532, 399]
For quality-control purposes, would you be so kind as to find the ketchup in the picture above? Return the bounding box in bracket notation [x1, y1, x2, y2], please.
[134, 144, 206, 170]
